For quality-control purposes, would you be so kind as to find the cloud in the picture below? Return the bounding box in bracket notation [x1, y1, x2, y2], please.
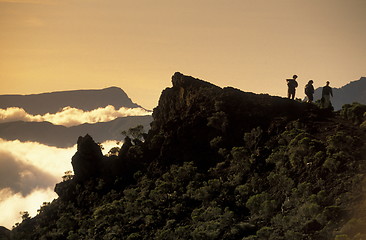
[0, 187, 57, 229]
[0, 138, 75, 178]
[0, 105, 152, 127]
[0, 138, 121, 229]
[0, 151, 57, 196]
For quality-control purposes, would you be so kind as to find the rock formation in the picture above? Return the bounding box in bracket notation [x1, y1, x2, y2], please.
[147, 72, 318, 168]
[71, 134, 104, 182]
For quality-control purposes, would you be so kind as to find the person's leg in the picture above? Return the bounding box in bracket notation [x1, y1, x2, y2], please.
[324, 95, 330, 108]
[308, 94, 313, 103]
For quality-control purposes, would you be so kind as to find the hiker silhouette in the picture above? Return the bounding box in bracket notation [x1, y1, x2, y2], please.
[286, 75, 298, 100]
[305, 80, 315, 103]
[321, 81, 333, 109]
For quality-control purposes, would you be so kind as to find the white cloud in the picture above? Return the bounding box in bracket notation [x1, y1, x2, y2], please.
[0, 105, 152, 127]
[0, 138, 75, 179]
[0, 138, 121, 229]
[0, 187, 57, 229]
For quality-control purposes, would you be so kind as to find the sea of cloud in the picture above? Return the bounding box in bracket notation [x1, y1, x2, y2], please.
[0, 105, 152, 127]
[0, 138, 119, 229]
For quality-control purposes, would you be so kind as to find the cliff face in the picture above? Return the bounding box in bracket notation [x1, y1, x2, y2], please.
[11, 73, 366, 240]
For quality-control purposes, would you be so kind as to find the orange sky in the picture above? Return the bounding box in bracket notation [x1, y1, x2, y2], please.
[1, 0, 365, 109]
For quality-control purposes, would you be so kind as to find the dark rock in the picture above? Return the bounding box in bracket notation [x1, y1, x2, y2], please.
[119, 136, 132, 156]
[54, 179, 76, 200]
[71, 134, 103, 182]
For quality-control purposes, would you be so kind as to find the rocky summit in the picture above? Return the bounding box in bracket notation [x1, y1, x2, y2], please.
[8, 73, 366, 240]
[147, 72, 318, 168]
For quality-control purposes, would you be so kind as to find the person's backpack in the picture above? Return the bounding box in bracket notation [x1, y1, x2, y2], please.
[287, 79, 298, 89]
[305, 84, 314, 95]
[305, 84, 310, 95]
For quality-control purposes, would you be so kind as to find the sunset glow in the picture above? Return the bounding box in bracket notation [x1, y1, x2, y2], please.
[1, 0, 365, 109]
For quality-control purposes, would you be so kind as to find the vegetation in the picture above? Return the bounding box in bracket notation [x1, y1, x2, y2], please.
[8, 75, 366, 240]
[11, 111, 366, 239]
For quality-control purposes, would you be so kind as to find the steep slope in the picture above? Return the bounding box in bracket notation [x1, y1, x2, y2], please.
[0, 115, 152, 147]
[0, 87, 141, 115]
[314, 77, 366, 110]
[10, 73, 366, 240]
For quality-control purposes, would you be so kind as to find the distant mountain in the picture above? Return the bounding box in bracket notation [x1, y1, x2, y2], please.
[0, 115, 152, 148]
[314, 77, 366, 110]
[0, 87, 142, 115]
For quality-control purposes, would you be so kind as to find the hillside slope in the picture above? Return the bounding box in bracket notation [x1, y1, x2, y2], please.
[0, 87, 141, 115]
[9, 73, 366, 240]
[0, 115, 153, 148]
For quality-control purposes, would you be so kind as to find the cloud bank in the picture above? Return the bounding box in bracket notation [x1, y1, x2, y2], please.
[0, 138, 121, 229]
[0, 151, 57, 196]
[0, 139, 75, 228]
[0, 105, 152, 127]
[0, 187, 57, 229]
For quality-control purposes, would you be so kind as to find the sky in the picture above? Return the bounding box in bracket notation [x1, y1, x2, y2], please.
[0, 0, 366, 229]
[1, 0, 366, 109]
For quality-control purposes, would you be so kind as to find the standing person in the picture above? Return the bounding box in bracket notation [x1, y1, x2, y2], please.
[286, 75, 298, 100]
[322, 81, 333, 109]
[304, 80, 315, 103]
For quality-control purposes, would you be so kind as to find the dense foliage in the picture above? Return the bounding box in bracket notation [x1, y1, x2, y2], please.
[11, 106, 366, 240]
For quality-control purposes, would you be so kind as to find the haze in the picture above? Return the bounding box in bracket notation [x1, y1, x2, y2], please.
[1, 0, 366, 109]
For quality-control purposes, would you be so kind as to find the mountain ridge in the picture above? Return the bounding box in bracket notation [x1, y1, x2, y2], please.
[0, 87, 142, 115]
[0, 115, 153, 148]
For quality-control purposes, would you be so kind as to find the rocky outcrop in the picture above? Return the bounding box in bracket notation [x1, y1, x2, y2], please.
[69, 73, 320, 180]
[71, 134, 104, 182]
[147, 72, 318, 168]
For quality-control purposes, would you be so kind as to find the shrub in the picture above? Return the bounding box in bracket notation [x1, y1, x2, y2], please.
[340, 103, 366, 125]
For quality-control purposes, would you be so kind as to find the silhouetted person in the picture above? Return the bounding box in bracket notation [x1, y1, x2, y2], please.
[286, 74, 298, 100]
[304, 80, 315, 103]
[321, 81, 333, 109]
